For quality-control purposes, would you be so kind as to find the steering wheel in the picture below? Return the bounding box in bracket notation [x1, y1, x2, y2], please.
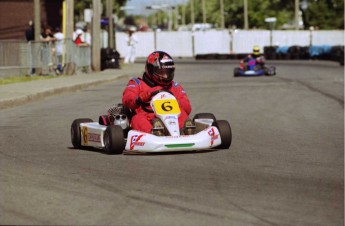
[141, 89, 175, 113]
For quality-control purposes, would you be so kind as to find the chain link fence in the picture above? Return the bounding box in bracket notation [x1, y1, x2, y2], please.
[0, 39, 91, 78]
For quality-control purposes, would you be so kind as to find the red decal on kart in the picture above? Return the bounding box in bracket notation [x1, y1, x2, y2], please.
[208, 128, 218, 145]
[130, 134, 145, 150]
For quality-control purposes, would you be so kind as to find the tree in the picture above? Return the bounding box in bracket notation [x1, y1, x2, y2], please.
[74, 0, 127, 21]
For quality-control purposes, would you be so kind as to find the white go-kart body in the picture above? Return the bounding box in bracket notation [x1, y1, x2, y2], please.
[71, 91, 231, 154]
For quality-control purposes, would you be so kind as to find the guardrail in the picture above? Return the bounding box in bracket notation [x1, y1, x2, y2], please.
[0, 39, 91, 77]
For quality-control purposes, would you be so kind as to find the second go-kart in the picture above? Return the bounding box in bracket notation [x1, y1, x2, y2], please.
[71, 90, 232, 154]
[234, 58, 276, 77]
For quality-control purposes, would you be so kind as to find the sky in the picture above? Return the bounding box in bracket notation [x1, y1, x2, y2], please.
[125, 0, 188, 15]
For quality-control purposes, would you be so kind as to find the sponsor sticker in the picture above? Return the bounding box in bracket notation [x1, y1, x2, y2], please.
[88, 133, 101, 143]
[130, 134, 145, 150]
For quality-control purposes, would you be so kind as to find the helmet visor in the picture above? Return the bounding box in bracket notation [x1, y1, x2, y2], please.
[153, 67, 174, 80]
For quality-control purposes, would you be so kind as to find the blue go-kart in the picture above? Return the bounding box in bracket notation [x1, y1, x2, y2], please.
[234, 58, 276, 77]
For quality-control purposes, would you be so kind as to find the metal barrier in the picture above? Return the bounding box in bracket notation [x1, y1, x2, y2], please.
[0, 39, 91, 77]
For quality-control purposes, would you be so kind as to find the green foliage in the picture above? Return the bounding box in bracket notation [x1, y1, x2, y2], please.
[179, 0, 344, 30]
[74, 0, 127, 18]
[305, 0, 344, 29]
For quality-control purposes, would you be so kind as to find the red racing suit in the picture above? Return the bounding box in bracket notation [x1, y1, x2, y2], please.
[122, 77, 192, 133]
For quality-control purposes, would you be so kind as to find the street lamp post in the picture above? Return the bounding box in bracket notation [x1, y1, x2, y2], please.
[106, 0, 114, 48]
[265, 17, 276, 46]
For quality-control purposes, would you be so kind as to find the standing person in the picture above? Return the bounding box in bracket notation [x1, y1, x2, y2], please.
[122, 51, 195, 136]
[40, 26, 57, 75]
[54, 27, 64, 74]
[25, 20, 35, 75]
[124, 27, 139, 64]
[25, 20, 35, 42]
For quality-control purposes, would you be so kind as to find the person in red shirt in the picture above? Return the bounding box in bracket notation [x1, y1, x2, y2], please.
[122, 51, 194, 136]
[74, 29, 88, 46]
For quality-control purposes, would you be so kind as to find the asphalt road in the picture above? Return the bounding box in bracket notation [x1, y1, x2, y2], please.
[0, 60, 343, 225]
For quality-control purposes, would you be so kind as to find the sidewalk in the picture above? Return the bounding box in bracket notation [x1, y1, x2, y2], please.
[0, 64, 144, 110]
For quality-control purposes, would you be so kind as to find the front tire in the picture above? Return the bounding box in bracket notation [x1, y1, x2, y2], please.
[193, 113, 216, 122]
[213, 120, 232, 149]
[71, 118, 93, 148]
[234, 67, 241, 77]
[104, 125, 125, 154]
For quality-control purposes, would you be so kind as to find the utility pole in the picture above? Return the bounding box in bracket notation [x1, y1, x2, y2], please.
[34, 0, 41, 41]
[244, 0, 249, 29]
[191, 0, 195, 27]
[174, 6, 179, 30]
[202, 0, 206, 24]
[92, 0, 101, 71]
[63, 0, 75, 75]
[295, 0, 300, 30]
[65, 0, 74, 40]
[182, 4, 186, 26]
[220, 0, 224, 29]
[106, 0, 114, 48]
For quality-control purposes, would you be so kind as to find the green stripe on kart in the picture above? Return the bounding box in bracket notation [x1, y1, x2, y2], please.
[165, 143, 195, 148]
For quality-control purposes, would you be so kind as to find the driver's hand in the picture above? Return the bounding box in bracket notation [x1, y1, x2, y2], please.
[136, 90, 151, 105]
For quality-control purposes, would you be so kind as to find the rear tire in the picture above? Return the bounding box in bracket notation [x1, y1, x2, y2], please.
[71, 118, 93, 148]
[213, 120, 232, 149]
[104, 125, 125, 154]
[265, 66, 276, 76]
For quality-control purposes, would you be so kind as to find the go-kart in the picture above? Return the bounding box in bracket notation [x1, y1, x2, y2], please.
[71, 90, 232, 154]
[234, 58, 276, 77]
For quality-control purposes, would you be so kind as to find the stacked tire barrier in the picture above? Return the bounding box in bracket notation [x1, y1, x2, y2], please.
[101, 48, 120, 70]
[263, 45, 343, 65]
[195, 45, 344, 66]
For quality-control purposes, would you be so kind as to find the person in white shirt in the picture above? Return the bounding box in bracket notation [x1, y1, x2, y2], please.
[54, 27, 64, 73]
[124, 27, 139, 64]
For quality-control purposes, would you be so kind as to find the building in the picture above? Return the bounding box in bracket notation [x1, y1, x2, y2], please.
[0, 0, 62, 40]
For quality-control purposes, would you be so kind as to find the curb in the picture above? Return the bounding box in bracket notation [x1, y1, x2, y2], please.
[0, 66, 142, 110]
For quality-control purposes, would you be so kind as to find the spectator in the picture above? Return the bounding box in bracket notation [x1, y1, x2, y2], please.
[25, 20, 35, 75]
[40, 26, 57, 75]
[74, 29, 89, 46]
[41, 26, 56, 43]
[124, 27, 139, 64]
[25, 20, 35, 42]
[54, 27, 64, 74]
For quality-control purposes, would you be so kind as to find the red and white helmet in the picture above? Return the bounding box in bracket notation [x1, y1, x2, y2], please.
[145, 51, 175, 86]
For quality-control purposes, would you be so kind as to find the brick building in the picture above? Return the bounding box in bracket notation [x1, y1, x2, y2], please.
[0, 0, 62, 40]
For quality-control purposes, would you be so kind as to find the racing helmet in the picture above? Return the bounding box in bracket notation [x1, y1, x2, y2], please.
[253, 46, 261, 56]
[145, 51, 175, 86]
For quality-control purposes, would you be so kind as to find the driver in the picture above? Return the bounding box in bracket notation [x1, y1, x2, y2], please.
[241, 45, 266, 69]
[122, 51, 195, 136]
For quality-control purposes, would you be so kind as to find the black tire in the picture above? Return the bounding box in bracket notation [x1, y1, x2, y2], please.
[193, 113, 216, 122]
[71, 118, 93, 148]
[213, 120, 232, 149]
[234, 67, 241, 77]
[104, 125, 125, 154]
[265, 66, 276, 76]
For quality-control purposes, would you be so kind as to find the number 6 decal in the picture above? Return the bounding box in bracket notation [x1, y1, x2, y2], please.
[162, 101, 173, 111]
[153, 99, 180, 115]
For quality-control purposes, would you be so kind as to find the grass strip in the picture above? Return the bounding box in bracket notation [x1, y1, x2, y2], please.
[0, 75, 57, 85]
